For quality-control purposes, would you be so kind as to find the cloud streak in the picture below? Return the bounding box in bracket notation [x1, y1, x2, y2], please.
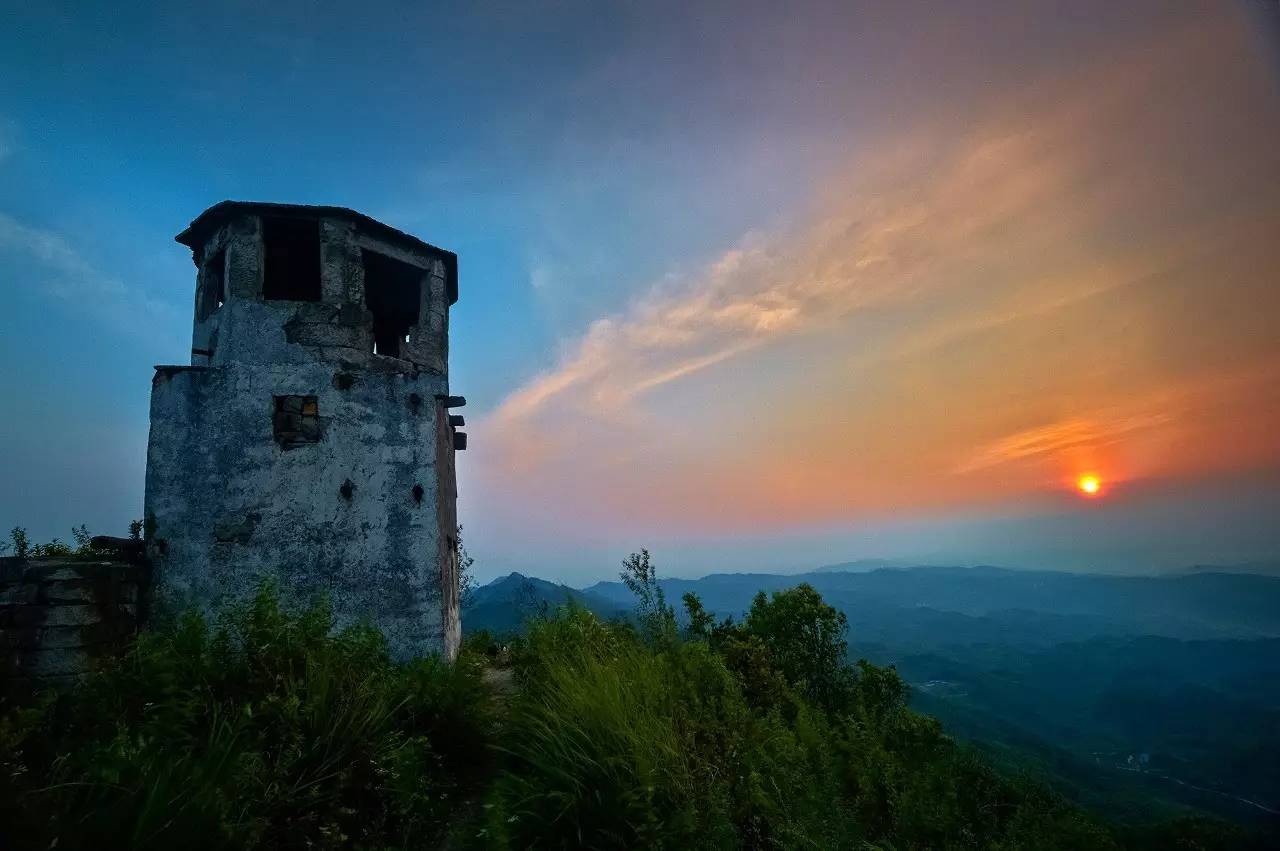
[0, 212, 185, 339]
[473, 8, 1280, 541]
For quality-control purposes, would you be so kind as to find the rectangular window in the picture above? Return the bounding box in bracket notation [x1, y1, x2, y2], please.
[272, 395, 321, 447]
[262, 217, 321, 301]
[199, 248, 226, 320]
[362, 249, 422, 357]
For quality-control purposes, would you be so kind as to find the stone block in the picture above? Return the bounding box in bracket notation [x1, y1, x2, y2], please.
[39, 604, 125, 628]
[0, 583, 39, 606]
[41, 582, 97, 604]
[21, 646, 91, 677]
[0, 626, 40, 650]
[38, 621, 133, 649]
[285, 322, 368, 349]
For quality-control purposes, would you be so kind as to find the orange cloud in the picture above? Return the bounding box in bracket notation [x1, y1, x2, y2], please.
[475, 9, 1280, 538]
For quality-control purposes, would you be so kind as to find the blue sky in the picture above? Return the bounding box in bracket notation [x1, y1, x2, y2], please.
[3, 1, 1279, 584]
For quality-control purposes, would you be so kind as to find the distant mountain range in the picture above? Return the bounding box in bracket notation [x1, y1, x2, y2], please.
[463, 572, 626, 635]
[582, 564, 1280, 640]
[810, 558, 911, 573]
[469, 563, 1280, 643]
[463, 563, 1280, 828]
[1181, 561, 1280, 577]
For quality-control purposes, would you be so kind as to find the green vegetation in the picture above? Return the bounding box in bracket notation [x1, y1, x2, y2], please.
[1, 552, 1270, 849]
[481, 558, 1116, 849]
[574, 564, 1280, 830]
[1, 585, 494, 849]
[4, 523, 141, 559]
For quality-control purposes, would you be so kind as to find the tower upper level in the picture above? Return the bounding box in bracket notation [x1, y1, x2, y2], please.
[178, 201, 457, 374]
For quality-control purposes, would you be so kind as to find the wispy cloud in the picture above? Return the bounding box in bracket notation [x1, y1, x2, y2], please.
[0, 213, 185, 338]
[487, 12, 1231, 437]
[957, 413, 1174, 475]
[473, 9, 1280, 537]
[491, 129, 1057, 428]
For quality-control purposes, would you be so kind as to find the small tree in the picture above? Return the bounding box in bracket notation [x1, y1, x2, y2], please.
[620, 549, 676, 645]
[743, 583, 853, 712]
[10, 526, 29, 559]
[456, 525, 477, 608]
[682, 592, 716, 640]
[71, 524, 93, 555]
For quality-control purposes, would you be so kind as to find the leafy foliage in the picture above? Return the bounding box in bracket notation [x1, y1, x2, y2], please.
[6, 523, 120, 559]
[1, 551, 1264, 849]
[620, 548, 677, 645]
[478, 554, 1122, 849]
[457, 523, 478, 608]
[0, 582, 495, 850]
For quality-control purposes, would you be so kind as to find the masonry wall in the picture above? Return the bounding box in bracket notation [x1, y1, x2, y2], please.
[146, 343, 452, 660]
[146, 211, 460, 661]
[0, 557, 146, 700]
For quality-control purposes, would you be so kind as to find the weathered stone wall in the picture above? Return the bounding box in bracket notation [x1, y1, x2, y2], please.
[147, 206, 462, 661]
[146, 358, 451, 659]
[0, 557, 146, 700]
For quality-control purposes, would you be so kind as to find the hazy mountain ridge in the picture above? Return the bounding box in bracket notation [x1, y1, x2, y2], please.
[584, 565, 1280, 639]
[489, 563, 1280, 828]
[464, 571, 626, 634]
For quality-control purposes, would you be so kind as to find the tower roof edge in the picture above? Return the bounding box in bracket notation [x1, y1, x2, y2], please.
[175, 200, 458, 303]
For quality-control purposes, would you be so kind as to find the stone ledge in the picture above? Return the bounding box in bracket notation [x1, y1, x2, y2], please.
[0, 554, 147, 700]
[2, 622, 137, 651]
[0, 602, 137, 628]
[14, 647, 97, 677]
[0, 557, 148, 585]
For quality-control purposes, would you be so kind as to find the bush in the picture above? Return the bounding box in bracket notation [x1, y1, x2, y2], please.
[0, 582, 495, 850]
[482, 608, 846, 849]
[1, 550, 1242, 849]
[476, 553, 1122, 850]
[490, 609, 1116, 847]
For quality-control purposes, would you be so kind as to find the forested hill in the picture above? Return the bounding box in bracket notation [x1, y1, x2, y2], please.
[582, 565, 1280, 639]
[467, 564, 1280, 833]
[464, 571, 626, 634]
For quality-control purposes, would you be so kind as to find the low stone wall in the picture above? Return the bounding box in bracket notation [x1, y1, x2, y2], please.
[0, 556, 148, 700]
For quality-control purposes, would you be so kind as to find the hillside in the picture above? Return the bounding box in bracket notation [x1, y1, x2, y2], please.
[7, 576, 1223, 850]
[585, 565, 1280, 639]
[463, 571, 625, 635]
[557, 565, 1280, 831]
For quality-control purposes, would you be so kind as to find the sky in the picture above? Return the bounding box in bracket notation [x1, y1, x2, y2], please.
[2, 1, 1279, 585]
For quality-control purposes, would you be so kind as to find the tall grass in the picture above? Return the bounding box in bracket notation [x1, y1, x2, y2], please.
[0, 583, 494, 850]
[1, 567, 1259, 849]
[476, 596, 1122, 850]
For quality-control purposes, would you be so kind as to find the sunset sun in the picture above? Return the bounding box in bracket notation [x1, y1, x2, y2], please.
[1077, 475, 1102, 496]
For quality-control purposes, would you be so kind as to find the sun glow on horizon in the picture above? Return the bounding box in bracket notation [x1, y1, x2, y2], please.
[1077, 475, 1102, 496]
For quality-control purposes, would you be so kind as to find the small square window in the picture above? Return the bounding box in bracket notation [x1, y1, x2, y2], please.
[273, 395, 321, 447]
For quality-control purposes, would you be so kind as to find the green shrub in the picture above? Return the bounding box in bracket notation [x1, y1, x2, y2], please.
[476, 555, 1122, 850]
[1, 550, 1242, 849]
[482, 609, 844, 848]
[0, 582, 494, 850]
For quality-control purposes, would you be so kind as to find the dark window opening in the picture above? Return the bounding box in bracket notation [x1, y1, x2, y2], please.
[262, 217, 321, 301]
[362, 249, 422, 357]
[200, 248, 226, 320]
[273, 395, 321, 448]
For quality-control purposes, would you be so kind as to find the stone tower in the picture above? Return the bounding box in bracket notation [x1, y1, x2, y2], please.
[144, 202, 465, 660]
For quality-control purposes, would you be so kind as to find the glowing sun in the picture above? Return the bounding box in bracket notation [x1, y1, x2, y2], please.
[1077, 475, 1101, 496]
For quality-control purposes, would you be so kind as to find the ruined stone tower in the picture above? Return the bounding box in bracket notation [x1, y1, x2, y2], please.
[144, 202, 464, 660]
